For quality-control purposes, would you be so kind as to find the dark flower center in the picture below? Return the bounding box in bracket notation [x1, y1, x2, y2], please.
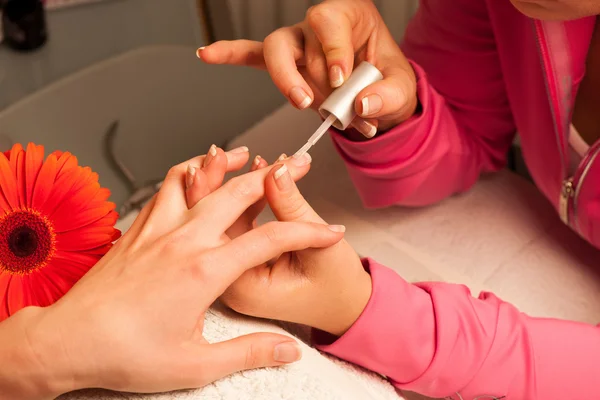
[0, 209, 55, 275]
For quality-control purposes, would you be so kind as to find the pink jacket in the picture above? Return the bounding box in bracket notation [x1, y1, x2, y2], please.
[316, 1, 600, 399]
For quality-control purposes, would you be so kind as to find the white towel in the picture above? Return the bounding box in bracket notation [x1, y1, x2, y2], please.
[57, 210, 402, 400]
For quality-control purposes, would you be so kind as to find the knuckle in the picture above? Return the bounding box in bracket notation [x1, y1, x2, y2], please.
[224, 177, 254, 200]
[264, 28, 285, 48]
[281, 195, 310, 221]
[306, 4, 331, 28]
[244, 343, 260, 369]
[261, 222, 282, 244]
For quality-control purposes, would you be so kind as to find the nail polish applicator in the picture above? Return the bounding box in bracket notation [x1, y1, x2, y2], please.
[293, 61, 383, 158]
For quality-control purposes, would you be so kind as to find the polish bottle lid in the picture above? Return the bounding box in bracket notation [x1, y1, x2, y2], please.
[318, 61, 383, 130]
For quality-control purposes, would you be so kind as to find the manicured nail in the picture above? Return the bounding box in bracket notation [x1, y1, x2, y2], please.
[290, 152, 312, 167]
[360, 94, 383, 117]
[330, 65, 344, 88]
[186, 165, 196, 189]
[273, 342, 302, 363]
[196, 47, 205, 58]
[277, 153, 287, 162]
[289, 87, 312, 109]
[229, 146, 249, 154]
[254, 155, 262, 166]
[328, 224, 346, 233]
[204, 144, 217, 167]
[352, 119, 377, 139]
[274, 165, 292, 190]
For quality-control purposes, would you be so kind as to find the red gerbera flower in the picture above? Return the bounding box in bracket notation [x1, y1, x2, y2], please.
[0, 143, 121, 321]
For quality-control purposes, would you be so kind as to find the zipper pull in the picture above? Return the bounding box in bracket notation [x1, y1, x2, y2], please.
[559, 177, 574, 224]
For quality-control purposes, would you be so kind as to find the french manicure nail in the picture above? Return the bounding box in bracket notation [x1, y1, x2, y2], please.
[352, 119, 377, 139]
[229, 146, 249, 154]
[196, 47, 205, 58]
[289, 87, 312, 109]
[330, 65, 344, 88]
[254, 155, 262, 166]
[328, 224, 346, 233]
[186, 165, 196, 189]
[204, 144, 217, 167]
[277, 153, 287, 162]
[360, 94, 383, 117]
[273, 342, 302, 363]
[274, 165, 292, 190]
[290, 152, 312, 167]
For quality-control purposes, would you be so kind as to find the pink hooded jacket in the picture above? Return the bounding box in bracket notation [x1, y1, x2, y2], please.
[315, 1, 600, 399]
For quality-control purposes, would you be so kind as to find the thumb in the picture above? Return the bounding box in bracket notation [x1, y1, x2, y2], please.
[266, 162, 325, 224]
[354, 63, 418, 124]
[199, 333, 302, 385]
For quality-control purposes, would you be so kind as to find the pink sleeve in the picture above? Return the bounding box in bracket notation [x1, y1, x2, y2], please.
[330, 0, 516, 208]
[314, 260, 600, 399]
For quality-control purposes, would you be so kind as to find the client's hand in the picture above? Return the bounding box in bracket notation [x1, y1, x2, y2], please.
[6, 151, 345, 400]
[185, 149, 372, 337]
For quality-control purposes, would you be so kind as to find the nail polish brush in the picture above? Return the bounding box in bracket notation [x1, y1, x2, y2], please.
[293, 61, 383, 159]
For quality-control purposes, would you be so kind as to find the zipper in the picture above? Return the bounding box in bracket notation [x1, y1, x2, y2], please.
[559, 177, 574, 224]
[534, 20, 575, 226]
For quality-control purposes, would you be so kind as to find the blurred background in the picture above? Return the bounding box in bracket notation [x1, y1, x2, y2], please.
[0, 0, 417, 210]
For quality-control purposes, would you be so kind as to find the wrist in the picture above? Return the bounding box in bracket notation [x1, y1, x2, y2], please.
[21, 305, 84, 398]
[318, 268, 373, 337]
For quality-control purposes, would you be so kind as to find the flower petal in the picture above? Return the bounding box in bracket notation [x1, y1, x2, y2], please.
[28, 271, 62, 307]
[0, 152, 19, 209]
[54, 203, 117, 233]
[15, 150, 26, 208]
[7, 275, 27, 314]
[56, 225, 116, 251]
[50, 181, 101, 222]
[32, 154, 59, 213]
[0, 274, 12, 321]
[38, 166, 82, 218]
[53, 250, 102, 269]
[25, 143, 45, 207]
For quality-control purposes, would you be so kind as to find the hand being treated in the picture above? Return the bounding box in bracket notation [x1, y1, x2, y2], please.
[3, 147, 346, 400]
[197, 0, 418, 139]
[186, 151, 372, 338]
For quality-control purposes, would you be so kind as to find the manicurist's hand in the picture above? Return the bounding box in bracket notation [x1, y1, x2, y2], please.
[2, 149, 345, 400]
[197, 0, 418, 139]
[186, 151, 372, 338]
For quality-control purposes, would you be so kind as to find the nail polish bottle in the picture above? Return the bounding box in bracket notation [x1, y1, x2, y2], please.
[1, 0, 48, 52]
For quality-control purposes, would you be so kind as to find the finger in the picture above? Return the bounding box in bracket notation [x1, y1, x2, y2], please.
[263, 26, 314, 110]
[193, 334, 302, 386]
[300, 25, 331, 96]
[190, 154, 313, 235]
[225, 155, 270, 239]
[202, 145, 228, 192]
[266, 163, 326, 224]
[186, 146, 250, 208]
[205, 220, 345, 292]
[350, 117, 378, 139]
[355, 64, 417, 123]
[197, 40, 267, 69]
[306, 3, 355, 88]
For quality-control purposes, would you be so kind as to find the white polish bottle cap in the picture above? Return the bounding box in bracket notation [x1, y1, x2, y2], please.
[318, 61, 384, 130]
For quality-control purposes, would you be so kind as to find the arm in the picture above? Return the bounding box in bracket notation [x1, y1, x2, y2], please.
[314, 260, 600, 399]
[332, 0, 517, 208]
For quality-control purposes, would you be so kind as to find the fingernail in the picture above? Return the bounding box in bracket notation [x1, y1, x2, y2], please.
[273, 342, 302, 363]
[352, 119, 377, 139]
[204, 144, 217, 167]
[328, 224, 346, 233]
[274, 165, 292, 190]
[229, 146, 249, 154]
[289, 87, 312, 109]
[186, 165, 196, 189]
[330, 65, 344, 88]
[254, 155, 262, 166]
[290, 152, 312, 167]
[277, 153, 287, 162]
[196, 47, 205, 58]
[360, 94, 383, 117]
